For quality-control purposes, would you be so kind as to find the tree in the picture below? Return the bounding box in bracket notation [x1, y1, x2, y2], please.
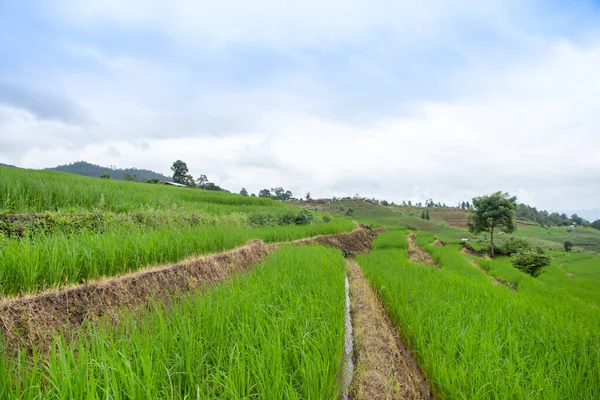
[259, 189, 272, 198]
[203, 182, 224, 191]
[425, 210, 430, 221]
[196, 174, 208, 188]
[306, 192, 312, 201]
[240, 188, 249, 196]
[564, 241, 573, 252]
[171, 160, 189, 184]
[467, 191, 517, 257]
[124, 173, 136, 181]
[570, 214, 585, 226]
[184, 174, 196, 188]
[271, 187, 292, 201]
[421, 211, 425, 220]
[100, 172, 110, 179]
[591, 219, 600, 230]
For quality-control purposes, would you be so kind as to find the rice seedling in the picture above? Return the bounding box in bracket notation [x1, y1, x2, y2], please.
[0, 218, 355, 296]
[0, 245, 347, 399]
[356, 231, 600, 399]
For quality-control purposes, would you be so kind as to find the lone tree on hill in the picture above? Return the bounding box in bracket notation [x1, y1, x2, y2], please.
[468, 191, 517, 257]
[240, 188, 249, 196]
[171, 160, 189, 185]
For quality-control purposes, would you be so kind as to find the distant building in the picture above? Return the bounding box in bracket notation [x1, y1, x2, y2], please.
[498, 232, 507, 236]
[164, 181, 188, 188]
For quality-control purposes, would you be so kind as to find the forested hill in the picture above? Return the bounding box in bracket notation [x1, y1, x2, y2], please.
[47, 161, 171, 182]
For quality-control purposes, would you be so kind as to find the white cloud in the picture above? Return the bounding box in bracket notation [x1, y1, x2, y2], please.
[2, 1, 600, 218]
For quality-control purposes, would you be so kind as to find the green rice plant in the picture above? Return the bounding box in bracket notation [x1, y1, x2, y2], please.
[0, 218, 355, 295]
[0, 245, 346, 399]
[371, 229, 408, 250]
[356, 231, 600, 399]
[0, 167, 282, 213]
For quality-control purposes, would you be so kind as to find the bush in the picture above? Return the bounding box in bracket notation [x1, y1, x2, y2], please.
[510, 250, 551, 277]
[295, 209, 314, 225]
[498, 238, 531, 256]
[322, 214, 332, 223]
[279, 211, 296, 225]
[249, 212, 280, 226]
[564, 240, 573, 252]
[345, 208, 354, 216]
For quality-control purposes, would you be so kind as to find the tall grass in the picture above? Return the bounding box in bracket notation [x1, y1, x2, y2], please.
[0, 219, 355, 296]
[356, 231, 600, 399]
[0, 166, 281, 213]
[0, 245, 347, 399]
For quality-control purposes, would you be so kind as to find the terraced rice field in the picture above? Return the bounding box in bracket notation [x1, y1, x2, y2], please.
[357, 230, 600, 399]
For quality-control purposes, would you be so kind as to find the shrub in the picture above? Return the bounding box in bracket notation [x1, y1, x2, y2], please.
[345, 208, 354, 216]
[498, 237, 531, 256]
[322, 214, 332, 223]
[249, 212, 279, 226]
[510, 250, 551, 277]
[280, 211, 296, 225]
[295, 209, 314, 225]
[564, 240, 573, 252]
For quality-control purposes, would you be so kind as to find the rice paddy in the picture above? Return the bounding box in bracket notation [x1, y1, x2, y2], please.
[0, 245, 347, 399]
[356, 230, 600, 399]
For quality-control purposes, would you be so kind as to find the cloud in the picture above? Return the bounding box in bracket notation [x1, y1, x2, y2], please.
[0, 83, 88, 124]
[2, 1, 600, 218]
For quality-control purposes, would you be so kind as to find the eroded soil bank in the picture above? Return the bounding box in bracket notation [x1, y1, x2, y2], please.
[0, 226, 379, 354]
[346, 260, 433, 400]
[406, 233, 437, 266]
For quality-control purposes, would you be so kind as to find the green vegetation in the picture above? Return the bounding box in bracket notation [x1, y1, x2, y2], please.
[0, 245, 347, 399]
[1, 166, 278, 214]
[468, 191, 517, 257]
[48, 161, 171, 183]
[356, 230, 600, 399]
[0, 166, 353, 295]
[0, 219, 353, 296]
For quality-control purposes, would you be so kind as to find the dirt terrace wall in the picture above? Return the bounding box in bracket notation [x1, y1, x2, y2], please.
[0, 226, 381, 354]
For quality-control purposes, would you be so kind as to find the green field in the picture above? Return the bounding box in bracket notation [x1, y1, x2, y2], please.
[0, 167, 353, 295]
[1, 245, 347, 399]
[357, 230, 600, 399]
[2, 168, 599, 398]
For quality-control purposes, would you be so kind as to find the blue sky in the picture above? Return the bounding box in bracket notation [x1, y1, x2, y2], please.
[1, 1, 600, 218]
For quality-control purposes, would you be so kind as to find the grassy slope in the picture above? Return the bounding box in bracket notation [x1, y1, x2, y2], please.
[1, 245, 347, 399]
[0, 167, 354, 295]
[357, 231, 600, 399]
[1, 166, 279, 214]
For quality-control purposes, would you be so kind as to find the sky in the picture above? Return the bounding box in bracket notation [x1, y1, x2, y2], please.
[1, 1, 600, 219]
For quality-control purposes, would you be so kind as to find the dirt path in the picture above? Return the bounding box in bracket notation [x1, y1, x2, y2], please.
[346, 260, 433, 400]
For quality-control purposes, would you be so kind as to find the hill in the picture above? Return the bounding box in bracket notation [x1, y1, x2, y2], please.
[47, 161, 171, 182]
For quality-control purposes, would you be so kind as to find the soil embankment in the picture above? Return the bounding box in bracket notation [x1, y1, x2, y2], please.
[346, 260, 433, 400]
[0, 226, 379, 353]
[406, 233, 437, 266]
[467, 259, 516, 290]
